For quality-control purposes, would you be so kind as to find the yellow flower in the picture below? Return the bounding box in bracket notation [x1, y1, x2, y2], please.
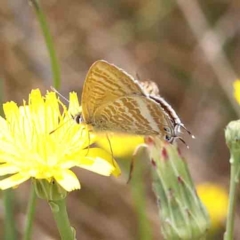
[233, 80, 240, 104]
[0, 89, 120, 192]
[197, 183, 228, 230]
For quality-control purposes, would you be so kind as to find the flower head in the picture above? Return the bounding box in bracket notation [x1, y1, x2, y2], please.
[145, 137, 210, 240]
[0, 89, 120, 192]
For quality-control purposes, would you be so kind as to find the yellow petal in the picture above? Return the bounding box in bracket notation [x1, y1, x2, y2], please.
[54, 169, 80, 191]
[0, 173, 29, 190]
[79, 148, 121, 177]
[0, 164, 19, 176]
[0, 116, 8, 136]
[3, 101, 19, 121]
[68, 92, 82, 116]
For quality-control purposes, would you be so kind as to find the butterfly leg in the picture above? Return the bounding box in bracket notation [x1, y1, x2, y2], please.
[84, 127, 91, 157]
[105, 133, 116, 168]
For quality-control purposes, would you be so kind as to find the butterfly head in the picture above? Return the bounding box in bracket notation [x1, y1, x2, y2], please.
[163, 126, 175, 143]
[163, 125, 184, 143]
[73, 113, 97, 133]
[164, 124, 193, 149]
[73, 113, 83, 124]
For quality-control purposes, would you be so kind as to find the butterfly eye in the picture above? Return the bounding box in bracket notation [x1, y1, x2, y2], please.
[74, 114, 82, 124]
[165, 134, 172, 142]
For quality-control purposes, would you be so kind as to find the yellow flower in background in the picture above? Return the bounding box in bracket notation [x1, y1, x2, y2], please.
[197, 183, 228, 230]
[233, 80, 240, 104]
[0, 89, 120, 192]
[97, 134, 144, 159]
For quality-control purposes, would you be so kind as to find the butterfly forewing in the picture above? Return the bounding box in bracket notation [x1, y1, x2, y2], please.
[81, 60, 146, 123]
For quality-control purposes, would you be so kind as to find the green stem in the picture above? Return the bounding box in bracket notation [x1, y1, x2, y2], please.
[131, 150, 152, 240]
[30, 0, 61, 89]
[23, 184, 37, 240]
[50, 199, 75, 240]
[224, 159, 239, 240]
[3, 189, 17, 240]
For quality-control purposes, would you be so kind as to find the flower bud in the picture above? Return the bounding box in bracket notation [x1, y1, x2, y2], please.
[145, 137, 210, 240]
[225, 121, 240, 163]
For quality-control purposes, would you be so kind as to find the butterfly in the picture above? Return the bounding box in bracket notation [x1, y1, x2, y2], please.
[75, 60, 187, 142]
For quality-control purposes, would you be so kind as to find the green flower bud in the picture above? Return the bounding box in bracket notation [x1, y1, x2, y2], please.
[145, 137, 210, 240]
[225, 120, 240, 164]
[33, 178, 67, 201]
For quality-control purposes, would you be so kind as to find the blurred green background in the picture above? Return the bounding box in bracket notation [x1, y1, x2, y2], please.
[1, 0, 239, 239]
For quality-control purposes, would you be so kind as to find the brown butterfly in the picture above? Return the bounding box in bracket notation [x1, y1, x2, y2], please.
[76, 60, 192, 142]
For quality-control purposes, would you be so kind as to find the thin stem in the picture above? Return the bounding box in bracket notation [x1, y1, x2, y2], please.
[224, 160, 239, 240]
[50, 199, 75, 240]
[30, 0, 61, 89]
[23, 184, 37, 240]
[3, 189, 17, 240]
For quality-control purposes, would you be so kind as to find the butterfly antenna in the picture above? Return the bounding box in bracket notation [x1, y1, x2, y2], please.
[49, 124, 62, 135]
[175, 136, 189, 149]
[50, 86, 69, 103]
[49, 118, 72, 134]
[180, 124, 195, 139]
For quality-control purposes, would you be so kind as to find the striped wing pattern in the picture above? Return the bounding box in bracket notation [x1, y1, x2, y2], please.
[93, 95, 171, 136]
[138, 80, 185, 135]
[81, 60, 145, 122]
[81, 60, 175, 139]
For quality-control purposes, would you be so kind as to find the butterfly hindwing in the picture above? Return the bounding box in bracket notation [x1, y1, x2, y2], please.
[92, 95, 172, 136]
